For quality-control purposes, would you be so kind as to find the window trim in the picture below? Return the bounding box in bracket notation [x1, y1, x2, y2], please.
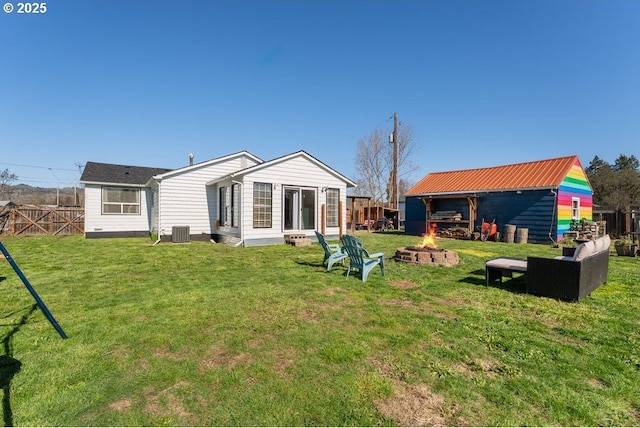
[571, 197, 580, 220]
[253, 182, 272, 229]
[101, 186, 141, 215]
[326, 188, 339, 227]
[219, 186, 228, 225]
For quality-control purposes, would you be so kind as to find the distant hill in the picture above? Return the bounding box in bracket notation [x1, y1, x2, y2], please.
[0, 184, 83, 206]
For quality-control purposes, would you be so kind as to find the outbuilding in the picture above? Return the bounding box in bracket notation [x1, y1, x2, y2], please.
[404, 155, 593, 244]
[80, 150, 356, 246]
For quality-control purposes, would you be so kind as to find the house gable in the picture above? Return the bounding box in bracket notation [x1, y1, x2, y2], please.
[231, 151, 356, 188]
[557, 157, 593, 239]
[153, 151, 263, 182]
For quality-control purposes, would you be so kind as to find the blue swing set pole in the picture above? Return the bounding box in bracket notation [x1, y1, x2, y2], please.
[0, 241, 68, 339]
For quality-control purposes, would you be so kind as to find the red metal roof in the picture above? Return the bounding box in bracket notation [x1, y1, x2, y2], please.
[406, 155, 579, 195]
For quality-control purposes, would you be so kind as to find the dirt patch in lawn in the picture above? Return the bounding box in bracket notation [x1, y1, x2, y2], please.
[375, 379, 447, 426]
[200, 346, 253, 371]
[587, 378, 607, 389]
[389, 279, 421, 290]
[143, 381, 193, 421]
[109, 398, 133, 412]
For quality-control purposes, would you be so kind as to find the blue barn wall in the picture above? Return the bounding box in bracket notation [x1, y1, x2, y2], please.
[476, 190, 557, 243]
[405, 197, 429, 236]
[405, 190, 558, 243]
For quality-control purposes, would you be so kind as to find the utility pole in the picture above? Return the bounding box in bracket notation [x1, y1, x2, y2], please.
[391, 112, 398, 210]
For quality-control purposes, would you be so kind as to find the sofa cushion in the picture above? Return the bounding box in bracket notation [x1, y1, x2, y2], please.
[573, 240, 596, 261]
[594, 238, 605, 253]
[603, 235, 611, 252]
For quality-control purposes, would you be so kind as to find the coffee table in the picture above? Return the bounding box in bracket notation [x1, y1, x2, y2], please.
[485, 257, 527, 286]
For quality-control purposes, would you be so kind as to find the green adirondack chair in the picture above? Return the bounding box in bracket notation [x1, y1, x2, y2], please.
[315, 231, 347, 271]
[341, 234, 385, 282]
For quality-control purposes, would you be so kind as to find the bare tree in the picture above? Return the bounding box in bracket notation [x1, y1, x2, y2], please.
[0, 169, 18, 200]
[353, 120, 420, 205]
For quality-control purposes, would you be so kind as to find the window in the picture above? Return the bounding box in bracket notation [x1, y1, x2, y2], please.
[219, 186, 228, 225]
[326, 188, 339, 227]
[231, 183, 240, 227]
[571, 197, 580, 220]
[102, 187, 140, 215]
[253, 182, 272, 228]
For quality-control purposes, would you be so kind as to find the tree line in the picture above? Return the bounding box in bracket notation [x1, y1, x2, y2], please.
[585, 154, 640, 211]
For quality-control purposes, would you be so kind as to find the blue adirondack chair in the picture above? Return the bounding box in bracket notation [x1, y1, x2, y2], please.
[341, 234, 385, 282]
[315, 231, 347, 271]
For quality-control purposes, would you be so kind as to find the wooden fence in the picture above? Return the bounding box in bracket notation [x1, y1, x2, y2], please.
[0, 206, 84, 236]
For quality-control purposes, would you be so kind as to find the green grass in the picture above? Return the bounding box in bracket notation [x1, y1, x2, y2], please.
[0, 233, 639, 426]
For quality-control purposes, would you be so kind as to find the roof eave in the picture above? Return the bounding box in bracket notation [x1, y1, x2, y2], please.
[79, 180, 148, 187]
[407, 185, 557, 197]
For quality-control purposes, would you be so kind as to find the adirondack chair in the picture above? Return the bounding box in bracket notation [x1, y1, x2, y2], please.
[315, 231, 347, 271]
[341, 234, 385, 282]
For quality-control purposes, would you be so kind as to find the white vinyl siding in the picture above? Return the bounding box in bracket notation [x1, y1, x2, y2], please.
[239, 154, 348, 245]
[156, 154, 260, 237]
[84, 184, 151, 233]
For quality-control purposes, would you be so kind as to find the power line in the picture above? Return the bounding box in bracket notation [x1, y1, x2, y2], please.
[0, 162, 79, 172]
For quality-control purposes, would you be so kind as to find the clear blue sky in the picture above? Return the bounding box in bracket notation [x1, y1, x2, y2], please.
[2, 0, 639, 188]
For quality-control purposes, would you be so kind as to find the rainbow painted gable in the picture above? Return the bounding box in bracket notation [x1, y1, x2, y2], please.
[556, 158, 593, 240]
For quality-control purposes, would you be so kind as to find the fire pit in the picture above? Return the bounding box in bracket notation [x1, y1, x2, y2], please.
[394, 246, 459, 266]
[394, 226, 459, 266]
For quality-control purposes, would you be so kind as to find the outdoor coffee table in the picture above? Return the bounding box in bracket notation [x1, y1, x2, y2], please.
[485, 257, 527, 286]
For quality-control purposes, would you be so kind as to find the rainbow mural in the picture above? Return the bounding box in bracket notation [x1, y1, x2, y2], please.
[556, 158, 593, 240]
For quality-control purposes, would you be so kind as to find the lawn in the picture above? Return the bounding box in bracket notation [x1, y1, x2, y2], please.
[0, 233, 639, 426]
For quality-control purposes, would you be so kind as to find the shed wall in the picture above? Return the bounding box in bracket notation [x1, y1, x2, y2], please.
[556, 160, 593, 239]
[405, 190, 557, 243]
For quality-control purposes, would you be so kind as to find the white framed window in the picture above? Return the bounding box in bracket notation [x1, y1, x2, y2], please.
[326, 188, 339, 227]
[102, 187, 140, 215]
[219, 186, 228, 225]
[571, 197, 580, 220]
[253, 182, 272, 228]
[231, 183, 240, 227]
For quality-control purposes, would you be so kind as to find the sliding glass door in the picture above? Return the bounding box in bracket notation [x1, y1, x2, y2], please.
[283, 187, 315, 231]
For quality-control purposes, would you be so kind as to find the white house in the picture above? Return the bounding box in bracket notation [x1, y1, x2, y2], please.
[80, 150, 356, 246]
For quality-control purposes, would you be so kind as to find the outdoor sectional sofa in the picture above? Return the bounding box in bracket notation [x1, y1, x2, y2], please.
[526, 235, 611, 301]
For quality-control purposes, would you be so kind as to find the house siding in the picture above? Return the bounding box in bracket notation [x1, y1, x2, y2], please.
[156, 154, 260, 239]
[84, 184, 152, 236]
[237, 155, 348, 246]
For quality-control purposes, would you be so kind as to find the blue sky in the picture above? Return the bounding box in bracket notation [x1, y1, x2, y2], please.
[2, 0, 639, 189]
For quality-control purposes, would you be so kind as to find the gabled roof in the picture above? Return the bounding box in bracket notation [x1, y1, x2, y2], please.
[80, 162, 172, 186]
[406, 155, 582, 196]
[209, 150, 357, 187]
[153, 151, 263, 181]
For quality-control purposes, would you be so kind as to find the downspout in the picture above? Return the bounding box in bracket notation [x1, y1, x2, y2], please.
[548, 188, 558, 244]
[232, 179, 244, 246]
[153, 179, 162, 246]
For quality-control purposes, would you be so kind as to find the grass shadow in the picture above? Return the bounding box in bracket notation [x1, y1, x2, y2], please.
[1, 304, 37, 427]
[459, 269, 527, 294]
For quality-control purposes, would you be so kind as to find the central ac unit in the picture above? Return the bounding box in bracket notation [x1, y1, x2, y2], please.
[172, 226, 190, 243]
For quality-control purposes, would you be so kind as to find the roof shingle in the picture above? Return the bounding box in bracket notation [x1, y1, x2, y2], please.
[80, 162, 173, 186]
